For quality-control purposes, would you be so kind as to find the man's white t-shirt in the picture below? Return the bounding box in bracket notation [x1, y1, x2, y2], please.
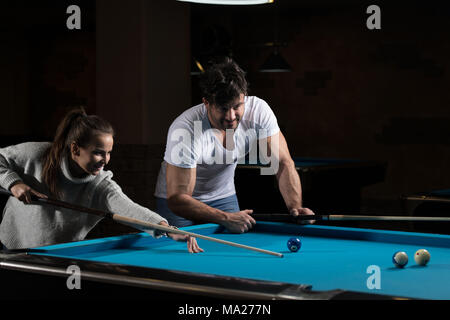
[154, 96, 280, 202]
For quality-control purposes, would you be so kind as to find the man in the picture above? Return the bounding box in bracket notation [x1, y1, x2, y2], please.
[154, 57, 314, 233]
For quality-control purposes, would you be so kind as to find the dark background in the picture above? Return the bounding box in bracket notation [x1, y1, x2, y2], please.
[1, 0, 450, 231]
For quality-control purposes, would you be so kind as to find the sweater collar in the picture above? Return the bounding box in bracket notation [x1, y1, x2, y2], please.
[61, 156, 97, 184]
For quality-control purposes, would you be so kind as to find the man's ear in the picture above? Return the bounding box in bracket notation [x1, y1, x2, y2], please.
[70, 142, 80, 157]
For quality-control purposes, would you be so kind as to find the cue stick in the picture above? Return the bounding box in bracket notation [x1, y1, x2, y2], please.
[254, 213, 450, 222]
[0, 189, 283, 258]
[112, 215, 283, 258]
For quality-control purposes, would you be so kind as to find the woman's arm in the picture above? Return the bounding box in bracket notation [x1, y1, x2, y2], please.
[0, 144, 48, 203]
[100, 180, 203, 253]
[0, 148, 24, 191]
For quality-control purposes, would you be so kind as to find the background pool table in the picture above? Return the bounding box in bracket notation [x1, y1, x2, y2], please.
[402, 188, 450, 234]
[1, 221, 449, 300]
[235, 157, 387, 214]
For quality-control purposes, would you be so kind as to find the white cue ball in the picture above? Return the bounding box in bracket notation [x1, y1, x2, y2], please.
[414, 249, 431, 266]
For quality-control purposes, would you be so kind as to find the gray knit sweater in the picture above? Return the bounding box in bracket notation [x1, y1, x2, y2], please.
[0, 142, 167, 249]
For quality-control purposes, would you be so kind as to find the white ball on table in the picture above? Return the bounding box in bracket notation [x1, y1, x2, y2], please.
[414, 249, 430, 266]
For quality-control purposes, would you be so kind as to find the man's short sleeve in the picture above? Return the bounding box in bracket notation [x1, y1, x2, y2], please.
[163, 120, 200, 168]
[255, 98, 280, 139]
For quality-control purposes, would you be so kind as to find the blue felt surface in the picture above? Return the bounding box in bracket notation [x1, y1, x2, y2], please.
[32, 222, 450, 299]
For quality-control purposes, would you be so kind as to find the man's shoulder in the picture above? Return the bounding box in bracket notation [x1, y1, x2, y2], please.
[169, 104, 206, 130]
[245, 96, 269, 108]
[243, 96, 274, 119]
[176, 103, 206, 122]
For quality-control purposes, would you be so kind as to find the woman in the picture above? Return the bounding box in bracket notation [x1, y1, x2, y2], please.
[0, 107, 203, 253]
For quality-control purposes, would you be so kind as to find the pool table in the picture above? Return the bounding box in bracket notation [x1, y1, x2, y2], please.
[235, 157, 387, 213]
[402, 189, 450, 234]
[1, 221, 449, 300]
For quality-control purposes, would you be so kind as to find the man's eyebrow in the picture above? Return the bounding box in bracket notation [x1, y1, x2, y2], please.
[218, 101, 244, 109]
[94, 147, 113, 152]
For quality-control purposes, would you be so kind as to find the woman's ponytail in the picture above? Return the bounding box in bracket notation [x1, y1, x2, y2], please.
[41, 107, 113, 198]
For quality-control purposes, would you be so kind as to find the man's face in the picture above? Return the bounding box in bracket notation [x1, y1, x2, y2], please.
[204, 93, 245, 131]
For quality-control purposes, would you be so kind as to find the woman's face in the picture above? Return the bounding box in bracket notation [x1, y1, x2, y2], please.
[71, 134, 114, 176]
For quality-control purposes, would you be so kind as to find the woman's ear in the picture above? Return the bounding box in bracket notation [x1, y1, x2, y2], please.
[70, 142, 80, 157]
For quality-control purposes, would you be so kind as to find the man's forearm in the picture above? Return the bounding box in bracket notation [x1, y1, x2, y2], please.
[167, 193, 228, 224]
[276, 159, 303, 210]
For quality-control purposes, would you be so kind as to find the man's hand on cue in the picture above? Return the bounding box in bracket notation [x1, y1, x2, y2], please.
[290, 207, 315, 224]
[221, 209, 256, 233]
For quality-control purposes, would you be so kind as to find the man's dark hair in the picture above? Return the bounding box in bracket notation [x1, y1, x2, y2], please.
[199, 57, 248, 107]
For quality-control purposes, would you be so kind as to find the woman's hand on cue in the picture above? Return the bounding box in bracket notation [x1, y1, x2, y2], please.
[10, 182, 48, 204]
[158, 222, 204, 253]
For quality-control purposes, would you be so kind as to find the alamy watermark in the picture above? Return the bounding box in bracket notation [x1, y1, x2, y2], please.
[366, 5, 381, 30]
[366, 265, 381, 290]
[66, 265, 81, 290]
[66, 5, 81, 30]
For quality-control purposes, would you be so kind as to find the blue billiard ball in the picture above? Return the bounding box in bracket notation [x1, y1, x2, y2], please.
[287, 237, 302, 252]
[392, 251, 408, 268]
